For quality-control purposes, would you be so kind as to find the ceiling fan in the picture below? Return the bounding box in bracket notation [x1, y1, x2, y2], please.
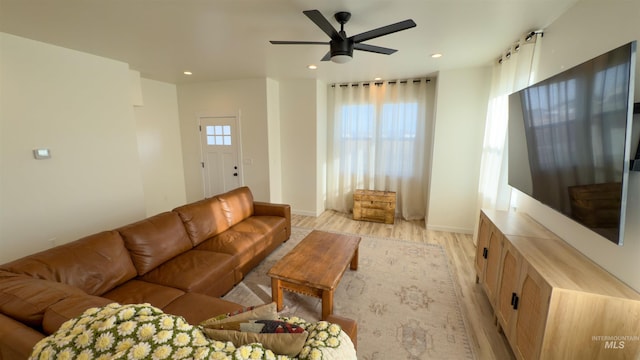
[270, 10, 416, 64]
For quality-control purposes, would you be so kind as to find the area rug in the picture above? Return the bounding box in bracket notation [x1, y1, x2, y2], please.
[223, 227, 475, 360]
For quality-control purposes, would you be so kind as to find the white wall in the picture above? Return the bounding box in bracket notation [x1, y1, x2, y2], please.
[266, 78, 282, 203]
[133, 78, 187, 216]
[279, 79, 324, 216]
[315, 81, 328, 215]
[513, 1, 640, 291]
[176, 79, 272, 202]
[0, 33, 146, 262]
[429, 67, 492, 233]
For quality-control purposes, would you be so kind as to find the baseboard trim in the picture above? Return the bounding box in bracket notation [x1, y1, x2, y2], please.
[292, 209, 321, 217]
[426, 224, 474, 234]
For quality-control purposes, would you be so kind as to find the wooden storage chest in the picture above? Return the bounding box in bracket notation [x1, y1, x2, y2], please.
[352, 189, 396, 224]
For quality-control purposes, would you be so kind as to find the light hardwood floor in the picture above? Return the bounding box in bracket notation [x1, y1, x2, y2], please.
[291, 210, 515, 360]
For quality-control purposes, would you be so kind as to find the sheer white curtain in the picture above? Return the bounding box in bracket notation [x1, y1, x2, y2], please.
[474, 33, 542, 240]
[326, 79, 435, 220]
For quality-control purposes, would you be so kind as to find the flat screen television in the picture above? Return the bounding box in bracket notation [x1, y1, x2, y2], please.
[508, 41, 636, 245]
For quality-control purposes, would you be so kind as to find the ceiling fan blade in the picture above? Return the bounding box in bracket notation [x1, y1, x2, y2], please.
[270, 41, 329, 45]
[303, 9, 345, 41]
[354, 43, 397, 55]
[321, 51, 332, 61]
[351, 19, 416, 43]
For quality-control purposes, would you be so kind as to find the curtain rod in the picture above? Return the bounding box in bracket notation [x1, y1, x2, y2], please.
[496, 30, 544, 65]
[331, 78, 430, 88]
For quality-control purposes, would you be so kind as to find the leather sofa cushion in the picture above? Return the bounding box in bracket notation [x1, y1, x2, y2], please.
[102, 279, 185, 309]
[174, 197, 230, 246]
[196, 230, 261, 281]
[233, 216, 287, 254]
[0, 313, 45, 360]
[0, 231, 137, 295]
[140, 250, 236, 297]
[232, 216, 286, 237]
[196, 216, 288, 280]
[162, 292, 243, 325]
[42, 295, 113, 334]
[217, 186, 255, 227]
[196, 230, 261, 260]
[118, 212, 193, 275]
[0, 270, 85, 327]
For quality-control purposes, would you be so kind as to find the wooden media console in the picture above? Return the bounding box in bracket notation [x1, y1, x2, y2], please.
[475, 209, 640, 359]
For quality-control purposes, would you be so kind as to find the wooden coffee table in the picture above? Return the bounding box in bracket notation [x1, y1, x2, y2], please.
[268, 230, 361, 320]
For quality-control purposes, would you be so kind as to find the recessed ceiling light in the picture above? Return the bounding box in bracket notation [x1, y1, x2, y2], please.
[374, 77, 382, 81]
[431, 53, 443, 58]
[183, 71, 193, 75]
[307, 64, 318, 70]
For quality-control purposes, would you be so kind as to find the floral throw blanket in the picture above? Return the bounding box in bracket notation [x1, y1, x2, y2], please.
[29, 303, 356, 360]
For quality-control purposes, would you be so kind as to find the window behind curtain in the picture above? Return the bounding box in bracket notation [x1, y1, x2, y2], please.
[327, 80, 434, 220]
[340, 102, 418, 177]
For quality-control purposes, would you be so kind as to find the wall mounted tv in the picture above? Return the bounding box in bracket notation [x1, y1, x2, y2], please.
[508, 41, 636, 245]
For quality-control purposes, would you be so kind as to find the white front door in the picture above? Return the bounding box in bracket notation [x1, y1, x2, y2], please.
[199, 116, 242, 197]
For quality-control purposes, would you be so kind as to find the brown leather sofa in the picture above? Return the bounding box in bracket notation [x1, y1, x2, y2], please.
[0, 186, 291, 360]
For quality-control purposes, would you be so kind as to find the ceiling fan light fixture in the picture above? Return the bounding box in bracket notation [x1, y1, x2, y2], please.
[270, 10, 416, 64]
[331, 54, 352, 63]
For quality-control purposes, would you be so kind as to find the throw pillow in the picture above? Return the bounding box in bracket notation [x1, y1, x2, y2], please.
[204, 319, 306, 333]
[201, 328, 308, 357]
[200, 302, 278, 326]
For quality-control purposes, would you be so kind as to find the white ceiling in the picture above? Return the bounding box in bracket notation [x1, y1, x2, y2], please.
[0, 0, 579, 84]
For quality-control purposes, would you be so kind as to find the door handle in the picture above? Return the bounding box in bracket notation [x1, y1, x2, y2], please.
[482, 247, 488, 259]
[233, 173, 238, 176]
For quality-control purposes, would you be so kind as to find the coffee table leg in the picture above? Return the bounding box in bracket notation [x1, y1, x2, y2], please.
[322, 289, 334, 320]
[350, 247, 359, 270]
[271, 278, 284, 311]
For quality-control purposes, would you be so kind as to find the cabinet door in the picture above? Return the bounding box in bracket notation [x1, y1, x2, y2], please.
[482, 230, 504, 304]
[496, 241, 521, 334]
[511, 262, 552, 360]
[475, 213, 492, 281]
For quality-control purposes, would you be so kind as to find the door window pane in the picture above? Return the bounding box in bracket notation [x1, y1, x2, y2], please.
[205, 125, 232, 146]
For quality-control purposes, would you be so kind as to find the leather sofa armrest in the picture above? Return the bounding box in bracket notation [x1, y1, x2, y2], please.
[0, 313, 45, 360]
[325, 314, 357, 350]
[253, 202, 291, 238]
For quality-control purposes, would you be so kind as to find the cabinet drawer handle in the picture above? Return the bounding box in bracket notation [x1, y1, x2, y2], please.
[482, 247, 488, 259]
